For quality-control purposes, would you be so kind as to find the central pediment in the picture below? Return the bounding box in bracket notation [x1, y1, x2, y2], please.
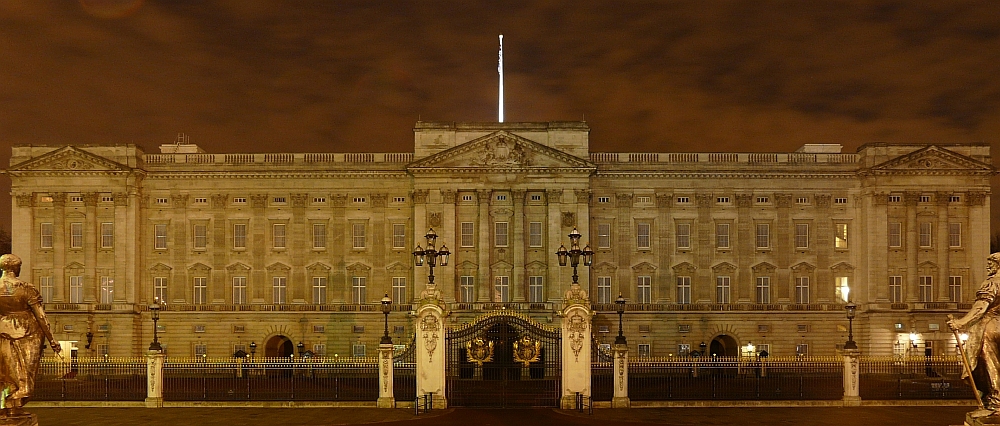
[408, 131, 594, 171]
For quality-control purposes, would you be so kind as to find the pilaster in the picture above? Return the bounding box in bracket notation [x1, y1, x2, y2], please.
[560, 302, 593, 409]
[612, 343, 630, 408]
[415, 302, 447, 408]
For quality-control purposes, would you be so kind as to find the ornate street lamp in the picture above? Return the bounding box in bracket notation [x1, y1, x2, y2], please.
[381, 293, 393, 345]
[413, 228, 450, 291]
[297, 341, 305, 356]
[555, 227, 594, 287]
[148, 298, 162, 352]
[844, 301, 858, 350]
[249, 341, 257, 360]
[615, 293, 627, 345]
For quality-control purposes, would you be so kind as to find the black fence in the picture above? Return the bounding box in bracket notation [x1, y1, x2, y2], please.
[860, 356, 974, 400]
[35, 357, 147, 401]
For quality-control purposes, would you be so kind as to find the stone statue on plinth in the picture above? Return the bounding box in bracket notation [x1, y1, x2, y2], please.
[0, 254, 61, 424]
[948, 252, 1000, 419]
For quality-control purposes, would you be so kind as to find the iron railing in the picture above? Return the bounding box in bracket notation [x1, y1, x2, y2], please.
[34, 357, 147, 401]
[860, 356, 974, 400]
[393, 337, 417, 402]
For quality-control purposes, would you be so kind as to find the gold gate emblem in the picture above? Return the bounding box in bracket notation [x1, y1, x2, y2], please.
[466, 337, 494, 366]
[512, 335, 541, 367]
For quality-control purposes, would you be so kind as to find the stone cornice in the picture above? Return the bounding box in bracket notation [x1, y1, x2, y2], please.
[144, 172, 410, 179]
[593, 172, 857, 179]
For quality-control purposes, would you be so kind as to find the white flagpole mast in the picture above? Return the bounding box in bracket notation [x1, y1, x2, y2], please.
[498, 34, 504, 123]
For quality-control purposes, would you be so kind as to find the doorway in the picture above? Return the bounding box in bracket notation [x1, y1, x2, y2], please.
[264, 335, 293, 358]
[709, 335, 739, 357]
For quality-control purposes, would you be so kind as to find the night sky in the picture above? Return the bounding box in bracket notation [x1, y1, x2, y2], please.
[2, 1, 999, 233]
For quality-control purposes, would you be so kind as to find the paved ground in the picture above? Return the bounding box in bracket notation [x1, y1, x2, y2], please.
[27, 406, 975, 426]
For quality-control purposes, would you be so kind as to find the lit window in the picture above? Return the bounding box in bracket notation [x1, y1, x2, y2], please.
[597, 276, 612, 304]
[528, 276, 544, 303]
[716, 276, 731, 304]
[835, 277, 849, 303]
[460, 276, 475, 303]
[835, 223, 848, 249]
[494, 276, 510, 302]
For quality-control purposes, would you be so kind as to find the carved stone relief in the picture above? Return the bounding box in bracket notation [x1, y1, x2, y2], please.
[420, 314, 441, 363]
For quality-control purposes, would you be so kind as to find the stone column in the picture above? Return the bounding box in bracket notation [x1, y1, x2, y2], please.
[146, 351, 165, 408]
[935, 192, 950, 302]
[655, 193, 673, 303]
[905, 192, 919, 302]
[735, 194, 753, 303]
[377, 343, 395, 408]
[512, 190, 526, 302]
[842, 349, 860, 406]
[774, 194, 792, 303]
[695, 194, 713, 303]
[476, 190, 491, 302]
[560, 300, 593, 409]
[83, 192, 98, 303]
[415, 299, 447, 408]
[612, 343, 630, 408]
[11, 193, 34, 272]
[331, 194, 348, 303]
[52, 193, 66, 302]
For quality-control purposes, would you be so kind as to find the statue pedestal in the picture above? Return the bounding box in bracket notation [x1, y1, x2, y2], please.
[0, 414, 38, 426]
[967, 410, 1000, 426]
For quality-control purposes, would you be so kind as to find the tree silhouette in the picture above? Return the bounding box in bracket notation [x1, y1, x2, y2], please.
[0, 229, 10, 255]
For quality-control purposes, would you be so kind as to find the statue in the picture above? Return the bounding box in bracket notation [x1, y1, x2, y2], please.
[0, 254, 61, 420]
[949, 252, 1000, 417]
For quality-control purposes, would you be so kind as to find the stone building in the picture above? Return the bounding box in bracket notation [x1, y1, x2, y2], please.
[4, 121, 993, 359]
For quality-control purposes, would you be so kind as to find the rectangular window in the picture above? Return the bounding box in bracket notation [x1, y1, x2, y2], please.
[716, 276, 731, 304]
[313, 344, 327, 356]
[755, 224, 769, 249]
[100, 223, 114, 248]
[920, 195, 931, 203]
[716, 223, 730, 249]
[233, 224, 247, 249]
[312, 277, 327, 304]
[949, 276, 963, 302]
[352, 344, 366, 357]
[70, 222, 84, 248]
[597, 276, 612, 304]
[597, 223, 611, 249]
[795, 277, 810, 304]
[233, 276, 247, 304]
[888, 222, 902, 248]
[717, 196, 730, 203]
[835, 223, 848, 249]
[796, 344, 809, 356]
[193, 277, 207, 305]
[70, 276, 84, 303]
[598, 197, 610, 203]
[755, 277, 770, 304]
[460, 276, 475, 303]
[392, 224, 406, 249]
[392, 277, 406, 303]
[495, 222, 509, 247]
[637, 276, 651, 304]
[835, 277, 849, 303]
[153, 277, 167, 303]
[40, 276, 53, 302]
[272, 276, 286, 304]
[637, 344, 651, 358]
[675, 223, 691, 249]
[676, 196, 690, 204]
[352, 277, 366, 304]
[494, 276, 510, 302]
[460, 222, 475, 247]
[313, 224, 326, 249]
[152, 224, 166, 250]
[193, 224, 207, 249]
[919, 222, 932, 247]
[889, 276, 903, 303]
[676, 276, 691, 304]
[949, 223, 962, 247]
[528, 222, 543, 247]
[352, 223, 366, 249]
[40, 223, 53, 248]
[919, 276, 933, 302]
[794, 224, 809, 249]
[636, 222, 651, 250]
[528, 276, 544, 303]
[194, 344, 207, 358]
[100, 276, 114, 304]
[272, 224, 286, 249]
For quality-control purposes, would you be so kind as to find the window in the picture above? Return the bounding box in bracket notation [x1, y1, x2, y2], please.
[313, 344, 327, 356]
[152, 224, 167, 250]
[637, 344, 651, 358]
[795, 344, 809, 356]
[194, 197, 207, 204]
[194, 344, 208, 358]
[756, 196, 769, 203]
[233, 224, 247, 249]
[313, 224, 326, 249]
[394, 196, 406, 203]
[272, 277, 286, 304]
[70, 222, 83, 248]
[496, 194, 508, 201]
[352, 343, 366, 357]
[460, 276, 475, 303]
[675, 223, 691, 249]
[716, 223, 730, 249]
[39, 276, 53, 302]
[70, 195, 84, 203]
[755, 224, 769, 249]
[352, 223, 366, 249]
[98, 344, 110, 357]
[193, 224, 207, 249]
[40, 223, 53, 248]
[154, 277, 167, 303]
[950, 276, 963, 302]
[462, 194, 473, 202]
[528, 276, 544, 303]
[919, 276, 933, 302]
[835, 277, 849, 303]
[598, 197, 610, 203]
[888, 195, 901, 203]
[676, 276, 691, 304]
[796, 197, 809, 204]
[494, 276, 510, 302]
[313, 197, 326, 204]
[716, 196, 730, 203]
[636, 196, 650, 203]
[835, 223, 848, 249]
[794, 277, 810, 304]
[156, 197, 168, 205]
[392, 277, 406, 303]
[950, 195, 961, 203]
[834, 198, 848, 204]
[272, 196, 286, 204]
[233, 197, 246, 204]
[461, 222, 475, 247]
[101, 223, 114, 248]
[233, 276, 247, 304]
[636, 223, 650, 249]
[392, 224, 406, 249]
[755, 277, 770, 304]
[100, 277, 114, 304]
[716, 276, 731, 304]
[920, 195, 931, 203]
[597, 276, 612, 304]
[193, 277, 207, 305]
[597, 223, 611, 249]
[272, 224, 286, 249]
[676, 196, 690, 204]
[312, 277, 327, 304]
[888, 223, 902, 248]
[353, 197, 366, 203]
[352, 277, 366, 304]
[919, 223, 932, 247]
[637, 276, 651, 304]
[949, 223, 962, 247]
[495, 222, 509, 247]
[678, 344, 691, 356]
[794, 224, 809, 249]
[528, 222, 543, 247]
[889, 276, 903, 303]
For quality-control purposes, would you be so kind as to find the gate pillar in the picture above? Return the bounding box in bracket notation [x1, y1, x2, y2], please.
[842, 349, 861, 406]
[612, 344, 630, 408]
[560, 285, 593, 409]
[416, 295, 448, 408]
[377, 343, 395, 408]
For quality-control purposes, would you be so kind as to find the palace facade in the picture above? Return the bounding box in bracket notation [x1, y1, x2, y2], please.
[4, 121, 994, 359]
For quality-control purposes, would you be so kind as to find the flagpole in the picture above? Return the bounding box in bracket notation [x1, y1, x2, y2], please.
[498, 34, 504, 123]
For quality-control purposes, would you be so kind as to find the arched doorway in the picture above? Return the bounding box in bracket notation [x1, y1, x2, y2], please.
[264, 335, 293, 358]
[709, 334, 739, 357]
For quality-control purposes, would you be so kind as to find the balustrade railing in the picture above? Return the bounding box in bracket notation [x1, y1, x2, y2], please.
[35, 357, 147, 401]
[859, 356, 973, 400]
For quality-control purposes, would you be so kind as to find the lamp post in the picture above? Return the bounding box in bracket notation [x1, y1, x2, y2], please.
[249, 341, 257, 360]
[297, 341, 305, 356]
[381, 293, 393, 345]
[413, 228, 450, 291]
[555, 227, 594, 288]
[615, 293, 627, 345]
[844, 301, 858, 350]
[148, 298, 162, 352]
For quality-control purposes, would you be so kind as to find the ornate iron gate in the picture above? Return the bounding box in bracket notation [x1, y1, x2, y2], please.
[446, 310, 561, 407]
